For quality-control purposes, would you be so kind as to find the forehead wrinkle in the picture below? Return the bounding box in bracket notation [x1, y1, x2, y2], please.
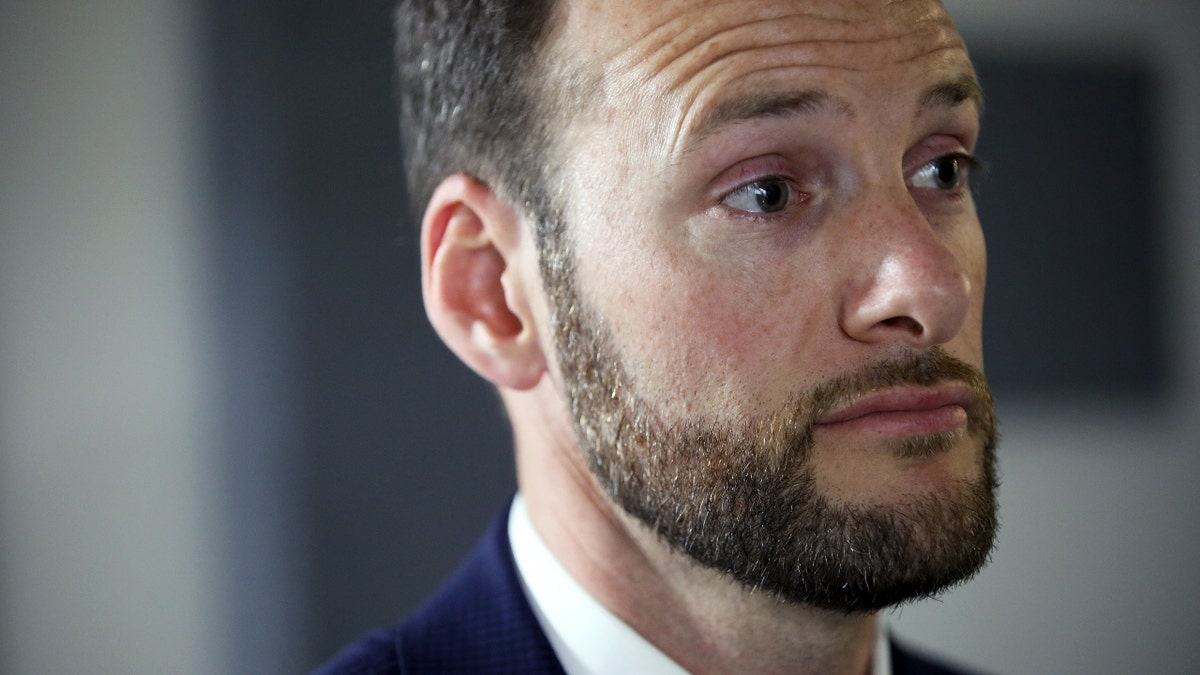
[563, 1, 961, 105]
[611, 0, 802, 75]
[558, 0, 969, 171]
[627, 21, 963, 130]
[662, 36, 964, 159]
[612, 1, 954, 85]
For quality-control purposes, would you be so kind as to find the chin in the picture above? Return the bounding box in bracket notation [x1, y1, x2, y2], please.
[809, 429, 986, 504]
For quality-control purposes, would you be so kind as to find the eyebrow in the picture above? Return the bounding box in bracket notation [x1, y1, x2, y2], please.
[681, 72, 984, 154]
[687, 89, 850, 147]
[918, 74, 985, 115]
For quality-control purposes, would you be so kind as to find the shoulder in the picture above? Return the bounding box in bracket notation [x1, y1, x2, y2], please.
[891, 638, 987, 675]
[395, 504, 564, 673]
[312, 627, 401, 675]
[312, 503, 564, 675]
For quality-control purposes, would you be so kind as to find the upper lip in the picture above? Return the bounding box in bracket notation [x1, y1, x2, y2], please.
[816, 383, 975, 426]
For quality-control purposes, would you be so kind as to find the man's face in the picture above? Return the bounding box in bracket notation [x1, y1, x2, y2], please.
[537, 0, 997, 611]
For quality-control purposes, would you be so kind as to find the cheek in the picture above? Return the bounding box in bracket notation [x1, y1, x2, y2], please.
[563, 132, 844, 418]
[585, 242, 835, 419]
[954, 220, 988, 364]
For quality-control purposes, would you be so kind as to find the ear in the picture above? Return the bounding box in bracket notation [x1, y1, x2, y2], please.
[421, 174, 547, 390]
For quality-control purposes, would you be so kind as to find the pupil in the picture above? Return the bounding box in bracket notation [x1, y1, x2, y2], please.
[754, 181, 787, 212]
[937, 158, 959, 187]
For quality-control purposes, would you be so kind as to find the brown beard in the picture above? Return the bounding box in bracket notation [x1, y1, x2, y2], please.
[540, 228, 999, 613]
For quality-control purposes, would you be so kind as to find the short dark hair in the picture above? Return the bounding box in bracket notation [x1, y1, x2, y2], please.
[393, 0, 561, 224]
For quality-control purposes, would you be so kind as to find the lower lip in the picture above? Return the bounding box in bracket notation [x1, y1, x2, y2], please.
[816, 404, 969, 436]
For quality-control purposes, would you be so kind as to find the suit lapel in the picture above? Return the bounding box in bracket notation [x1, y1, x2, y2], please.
[399, 502, 566, 674]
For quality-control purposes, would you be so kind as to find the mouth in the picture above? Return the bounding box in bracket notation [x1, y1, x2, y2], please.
[814, 383, 974, 437]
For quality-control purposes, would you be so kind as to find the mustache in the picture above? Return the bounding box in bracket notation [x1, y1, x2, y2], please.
[752, 348, 995, 455]
[807, 348, 992, 430]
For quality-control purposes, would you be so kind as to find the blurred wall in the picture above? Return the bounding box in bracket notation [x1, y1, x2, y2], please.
[1, 1, 1197, 674]
[0, 1, 227, 674]
[891, 2, 1200, 672]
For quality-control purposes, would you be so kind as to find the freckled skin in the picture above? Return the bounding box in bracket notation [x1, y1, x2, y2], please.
[550, 0, 985, 495]
[500, 1, 994, 671]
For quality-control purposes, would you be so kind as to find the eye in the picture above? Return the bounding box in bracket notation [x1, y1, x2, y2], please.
[721, 178, 791, 214]
[910, 153, 977, 190]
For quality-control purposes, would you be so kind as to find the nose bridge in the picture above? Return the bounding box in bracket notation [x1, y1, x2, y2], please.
[840, 182, 971, 348]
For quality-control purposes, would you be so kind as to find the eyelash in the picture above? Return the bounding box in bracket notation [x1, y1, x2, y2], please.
[909, 152, 984, 195]
[715, 151, 984, 218]
[718, 174, 800, 216]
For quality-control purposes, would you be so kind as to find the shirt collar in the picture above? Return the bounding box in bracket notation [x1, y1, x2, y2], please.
[508, 493, 892, 675]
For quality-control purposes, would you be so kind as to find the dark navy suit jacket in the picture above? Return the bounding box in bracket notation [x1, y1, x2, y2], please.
[315, 505, 975, 674]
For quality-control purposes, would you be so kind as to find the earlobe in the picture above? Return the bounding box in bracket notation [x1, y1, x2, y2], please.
[422, 174, 547, 390]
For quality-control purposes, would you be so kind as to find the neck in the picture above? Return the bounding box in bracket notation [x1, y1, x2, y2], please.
[506, 383, 879, 675]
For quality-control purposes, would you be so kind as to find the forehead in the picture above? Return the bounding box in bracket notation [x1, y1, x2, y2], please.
[561, 0, 961, 71]
[548, 0, 974, 147]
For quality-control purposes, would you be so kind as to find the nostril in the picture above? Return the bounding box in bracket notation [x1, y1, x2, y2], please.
[880, 315, 924, 336]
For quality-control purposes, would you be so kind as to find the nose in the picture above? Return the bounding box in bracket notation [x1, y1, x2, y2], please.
[839, 196, 973, 349]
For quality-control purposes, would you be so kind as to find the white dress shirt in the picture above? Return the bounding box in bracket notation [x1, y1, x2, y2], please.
[508, 494, 892, 675]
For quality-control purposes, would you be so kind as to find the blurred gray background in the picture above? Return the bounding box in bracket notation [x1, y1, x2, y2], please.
[2, 1, 1197, 673]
